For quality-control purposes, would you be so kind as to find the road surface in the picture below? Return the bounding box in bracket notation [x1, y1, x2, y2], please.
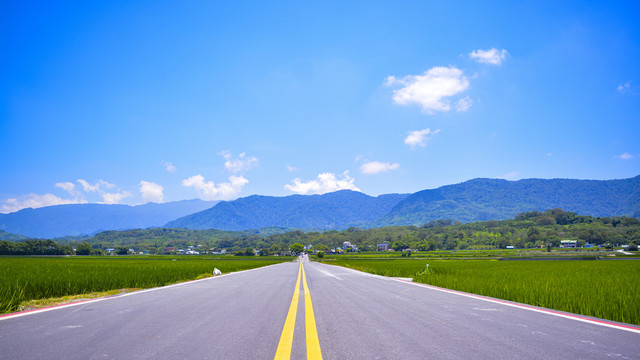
[1, 256, 639, 359]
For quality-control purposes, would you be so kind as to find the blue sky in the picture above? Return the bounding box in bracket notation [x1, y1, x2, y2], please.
[1, 0, 639, 212]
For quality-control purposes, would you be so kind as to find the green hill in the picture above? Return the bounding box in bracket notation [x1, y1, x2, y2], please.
[165, 190, 408, 231]
[376, 176, 640, 226]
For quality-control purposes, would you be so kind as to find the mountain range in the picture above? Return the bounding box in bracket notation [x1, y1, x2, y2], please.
[165, 191, 408, 231]
[1, 176, 638, 238]
[375, 176, 640, 226]
[0, 199, 218, 238]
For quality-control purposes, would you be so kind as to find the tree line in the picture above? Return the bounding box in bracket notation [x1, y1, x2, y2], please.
[2, 209, 639, 255]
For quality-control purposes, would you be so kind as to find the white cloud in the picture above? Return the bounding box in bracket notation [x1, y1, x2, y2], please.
[101, 191, 132, 204]
[617, 81, 632, 94]
[55, 182, 75, 194]
[285, 171, 360, 195]
[163, 161, 177, 173]
[182, 174, 248, 200]
[615, 152, 634, 160]
[1, 193, 87, 214]
[77, 179, 99, 192]
[360, 161, 400, 174]
[77, 179, 114, 192]
[456, 96, 473, 112]
[498, 171, 518, 180]
[286, 165, 298, 172]
[385, 66, 470, 113]
[2, 178, 140, 213]
[139, 181, 164, 203]
[469, 48, 508, 65]
[404, 128, 441, 148]
[55, 182, 83, 198]
[220, 151, 259, 173]
[75, 179, 130, 204]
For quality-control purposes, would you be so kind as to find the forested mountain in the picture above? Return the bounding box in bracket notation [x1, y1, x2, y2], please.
[0, 230, 26, 241]
[166, 191, 409, 231]
[2, 176, 638, 238]
[167, 176, 639, 231]
[377, 176, 640, 226]
[0, 199, 219, 238]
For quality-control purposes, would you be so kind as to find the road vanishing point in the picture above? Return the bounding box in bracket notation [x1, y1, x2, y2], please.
[1, 255, 639, 359]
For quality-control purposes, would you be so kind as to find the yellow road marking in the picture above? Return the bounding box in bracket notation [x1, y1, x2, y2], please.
[274, 260, 324, 360]
[302, 263, 323, 360]
[274, 261, 302, 360]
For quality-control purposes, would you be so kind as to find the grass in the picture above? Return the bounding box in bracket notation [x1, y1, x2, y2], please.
[322, 257, 640, 325]
[0, 255, 292, 315]
[335, 248, 631, 259]
[17, 288, 141, 312]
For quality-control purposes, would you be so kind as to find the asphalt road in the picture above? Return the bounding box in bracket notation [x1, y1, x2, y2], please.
[1, 256, 639, 359]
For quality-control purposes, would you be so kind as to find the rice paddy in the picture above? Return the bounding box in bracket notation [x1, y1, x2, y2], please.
[324, 257, 640, 325]
[0, 255, 292, 315]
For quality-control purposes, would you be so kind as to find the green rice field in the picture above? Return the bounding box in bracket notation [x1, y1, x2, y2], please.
[0, 255, 292, 315]
[324, 257, 640, 325]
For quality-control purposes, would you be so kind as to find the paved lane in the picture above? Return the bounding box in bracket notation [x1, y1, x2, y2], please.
[0, 262, 301, 360]
[304, 259, 640, 359]
[1, 257, 639, 359]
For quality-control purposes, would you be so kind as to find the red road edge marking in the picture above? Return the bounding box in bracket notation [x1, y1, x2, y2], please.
[396, 279, 640, 334]
[0, 298, 99, 319]
[0, 275, 221, 320]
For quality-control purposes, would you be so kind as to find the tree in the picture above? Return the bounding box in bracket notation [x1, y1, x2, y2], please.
[76, 242, 92, 256]
[392, 241, 408, 251]
[316, 251, 325, 259]
[527, 227, 541, 243]
[290, 243, 304, 255]
[116, 247, 129, 255]
[314, 244, 329, 252]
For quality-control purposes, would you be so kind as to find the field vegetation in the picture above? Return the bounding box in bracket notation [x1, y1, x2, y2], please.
[0, 255, 291, 315]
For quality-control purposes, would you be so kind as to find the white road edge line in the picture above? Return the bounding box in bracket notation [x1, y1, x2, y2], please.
[0, 261, 288, 321]
[397, 279, 640, 335]
[316, 262, 640, 335]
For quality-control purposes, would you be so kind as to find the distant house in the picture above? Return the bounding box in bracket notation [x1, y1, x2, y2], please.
[377, 242, 389, 251]
[343, 241, 357, 252]
[506, 245, 514, 249]
[560, 240, 578, 248]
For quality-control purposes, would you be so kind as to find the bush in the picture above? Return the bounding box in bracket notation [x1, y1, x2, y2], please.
[236, 247, 255, 256]
[76, 242, 92, 256]
[316, 251, 325, 259]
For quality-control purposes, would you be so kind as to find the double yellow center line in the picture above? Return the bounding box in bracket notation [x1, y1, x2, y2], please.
[274, 261, 323, 360]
